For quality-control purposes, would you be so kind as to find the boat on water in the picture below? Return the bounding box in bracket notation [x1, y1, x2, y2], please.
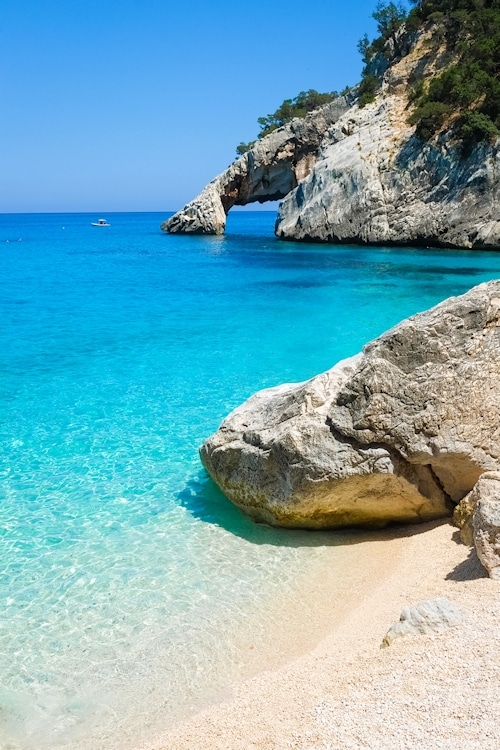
[91, 218, 110, 227]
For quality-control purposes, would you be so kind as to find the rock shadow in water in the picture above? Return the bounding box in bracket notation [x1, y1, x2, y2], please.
[176, 473, 342, 548]
[177, 471, 451, 549]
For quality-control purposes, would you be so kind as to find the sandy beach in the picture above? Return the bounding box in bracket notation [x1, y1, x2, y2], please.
[143, 520, 499, 750]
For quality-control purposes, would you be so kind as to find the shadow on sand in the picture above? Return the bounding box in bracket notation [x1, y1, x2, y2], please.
[446, 544, 488, 581]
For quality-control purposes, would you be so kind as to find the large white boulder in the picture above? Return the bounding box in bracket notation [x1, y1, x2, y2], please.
[200, 281, 500, 529]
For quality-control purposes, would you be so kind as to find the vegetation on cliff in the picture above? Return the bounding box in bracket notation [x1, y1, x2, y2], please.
[235, 89, 340, 156]
[235, 1, 499, 159]
[408, 0, 500, 147]
[359, 0, 500, 147]
[357, 2, 408, 106]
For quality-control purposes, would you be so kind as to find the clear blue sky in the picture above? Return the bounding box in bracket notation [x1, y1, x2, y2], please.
[1, 0, 405, 213]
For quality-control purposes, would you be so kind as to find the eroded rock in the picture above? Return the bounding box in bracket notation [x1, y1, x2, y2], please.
[162, 26, 500, 248]
[162, 97, 353, 235]
[472, 472, 500, 579]
[276, 105, 500, 248]
[453, 489, 477, 547]
[200, 281, 500, 529]
[381, 598, 465, 648]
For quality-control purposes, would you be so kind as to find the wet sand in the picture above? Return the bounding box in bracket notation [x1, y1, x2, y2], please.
[141, 520, 499, 750]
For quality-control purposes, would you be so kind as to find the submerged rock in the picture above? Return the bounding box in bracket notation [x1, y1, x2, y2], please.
[200, 280, 500, 529]
[381, 598, 465, 648]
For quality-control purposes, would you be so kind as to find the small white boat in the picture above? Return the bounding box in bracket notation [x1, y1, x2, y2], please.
[91, 218, 110, 227]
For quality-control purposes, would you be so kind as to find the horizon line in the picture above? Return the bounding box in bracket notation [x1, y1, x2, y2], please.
[1, 209, 279, 216]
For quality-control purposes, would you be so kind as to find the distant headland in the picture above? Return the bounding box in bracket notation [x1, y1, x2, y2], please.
[162, 0, 500, 249]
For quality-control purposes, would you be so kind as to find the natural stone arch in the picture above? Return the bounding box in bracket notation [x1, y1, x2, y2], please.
[161, 96, 354, 235]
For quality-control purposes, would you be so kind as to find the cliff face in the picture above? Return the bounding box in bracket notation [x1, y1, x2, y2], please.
[163, 25, 500, 249]
[161, 96, 353, 235]
[276, 30, 500, 248]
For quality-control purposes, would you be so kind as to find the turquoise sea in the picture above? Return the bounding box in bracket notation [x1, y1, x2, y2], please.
[2, 211, 500, 749]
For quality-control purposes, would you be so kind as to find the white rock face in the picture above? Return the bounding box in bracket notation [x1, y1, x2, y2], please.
[162, 98, 353, 235]
[163, 28, 500, 248]
[275, 26, 500, 248]
[472, 472, 500, 580]
[276, 95, 500, 248]
[200, 281, 500, 529]
[381, 598, 465, 647]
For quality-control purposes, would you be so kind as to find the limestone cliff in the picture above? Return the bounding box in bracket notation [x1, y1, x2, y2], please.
[162, 25, 500, 248]
[161, 96, 353, 235]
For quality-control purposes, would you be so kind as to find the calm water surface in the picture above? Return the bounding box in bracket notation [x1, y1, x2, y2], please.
[1, 211, 500, 748]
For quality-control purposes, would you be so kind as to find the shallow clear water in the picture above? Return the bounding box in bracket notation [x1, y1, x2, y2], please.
[1, 211, 500, 748]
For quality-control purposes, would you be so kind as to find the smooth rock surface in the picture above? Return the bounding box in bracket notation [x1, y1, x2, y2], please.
[472, 472, 500, 579]
[381, 597, 465, 647]
[200, 280, 500, 529]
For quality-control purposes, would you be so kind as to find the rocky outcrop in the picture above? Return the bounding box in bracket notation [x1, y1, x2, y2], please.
[381, 598, 465, 647]
[455, 472, 500, 579]
[162, 97, 353, 235]
[200, 280, 500, 529]
[453, 488, 477, 547]
[162, 27, 500, 248]
[276, 108, 500, 248]
[473, 474, 500, 580]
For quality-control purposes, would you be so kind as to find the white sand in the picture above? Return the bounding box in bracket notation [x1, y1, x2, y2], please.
[142, 521, 499, 750]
